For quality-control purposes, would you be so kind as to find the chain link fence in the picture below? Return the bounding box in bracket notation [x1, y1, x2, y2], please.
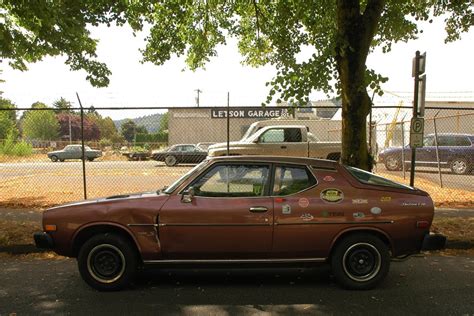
[0, 105, 473, 208]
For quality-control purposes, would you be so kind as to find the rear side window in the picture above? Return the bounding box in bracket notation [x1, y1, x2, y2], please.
[273, 165, 317, 196]
[345, 166, 413, 190]
[455, 136, 471, 146]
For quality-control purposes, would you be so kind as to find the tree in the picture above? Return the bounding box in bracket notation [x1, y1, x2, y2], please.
[22, 104, 59, 140]
[3, 2, 472, 168]
[160, 112, 169, 132]
[135, 1, 473, 170]
[97, 117, 118, 140]
[0, 1, 117, 86]
[57, 113, 101, 141]
[53, 97, 74, 113]
[1, 99, 16, 123]
[120, 119, 137, 143]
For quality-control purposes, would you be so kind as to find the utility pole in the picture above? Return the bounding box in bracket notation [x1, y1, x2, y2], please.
[195, 89, 202, 107]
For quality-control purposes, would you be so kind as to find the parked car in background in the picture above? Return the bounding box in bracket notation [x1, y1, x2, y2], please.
[208, 125, 342, 161]
[151, 144, 207, 166]
[47, 145, 102, 162]
[379, 133, 474, 175]
[34, 156, 445, 291]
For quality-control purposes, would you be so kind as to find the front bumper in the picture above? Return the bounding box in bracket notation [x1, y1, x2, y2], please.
[421, 233, 447, 251]
[33, 232, 54, 249]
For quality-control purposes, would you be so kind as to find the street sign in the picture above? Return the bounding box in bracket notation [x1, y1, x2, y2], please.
[410, 117, 425, 148]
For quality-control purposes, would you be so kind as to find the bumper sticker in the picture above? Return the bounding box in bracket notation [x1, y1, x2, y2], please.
[320, 188, 344, 203]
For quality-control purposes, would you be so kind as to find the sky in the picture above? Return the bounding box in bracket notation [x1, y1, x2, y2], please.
[1, 15, 473, 120]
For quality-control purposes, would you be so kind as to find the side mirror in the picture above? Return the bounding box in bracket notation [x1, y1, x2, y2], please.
[181, 186, 195, 203]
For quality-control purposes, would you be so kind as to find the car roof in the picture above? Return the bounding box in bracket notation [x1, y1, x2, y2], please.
[171, 144, 196, 147]
[426, 133, 473, 137]
[209, 155, 338, 168]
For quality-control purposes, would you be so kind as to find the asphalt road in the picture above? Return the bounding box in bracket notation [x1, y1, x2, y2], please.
[0, 255, 473, 315]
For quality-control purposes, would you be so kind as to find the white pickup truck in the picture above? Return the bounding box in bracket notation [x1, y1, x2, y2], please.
[208, 125, 342, 160]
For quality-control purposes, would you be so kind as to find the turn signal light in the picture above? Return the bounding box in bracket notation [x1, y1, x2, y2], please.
[416, 221, 430, 229]
[44, 224, 57, 232]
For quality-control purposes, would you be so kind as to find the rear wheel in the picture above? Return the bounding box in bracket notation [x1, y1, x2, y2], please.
[165, 155, 177, 166]
[331, 233, 390, 290]
[384, 155, 402, 171]
[450, 157, 469, 175]
[78, 233, 138, 291]
[88, 157, 95, 162]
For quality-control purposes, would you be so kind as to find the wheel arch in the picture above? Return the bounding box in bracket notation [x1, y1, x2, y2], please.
[328, 227, 393, 261]
[71, 223, 142, 260]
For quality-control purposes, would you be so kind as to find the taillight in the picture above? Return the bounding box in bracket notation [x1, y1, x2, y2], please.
[416, 220, 430, 229]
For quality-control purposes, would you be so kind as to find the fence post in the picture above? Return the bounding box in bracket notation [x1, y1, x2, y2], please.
[433, 110, 443, 188]
[76, 92, 88, 200]
[227, 92, 230, 156]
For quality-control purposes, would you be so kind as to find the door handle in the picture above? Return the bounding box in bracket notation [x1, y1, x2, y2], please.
[280, 146, 287, 149]
[249, 207, 268, 213]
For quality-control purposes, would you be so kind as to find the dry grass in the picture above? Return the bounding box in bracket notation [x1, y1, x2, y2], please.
[0, 219, 41, 247]
[431, 217, 474, 244]
[378, 172, 474, 208]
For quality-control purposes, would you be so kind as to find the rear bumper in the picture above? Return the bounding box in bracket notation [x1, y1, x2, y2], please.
[33, 232, 54, 249]
[421, 233, 447, 251]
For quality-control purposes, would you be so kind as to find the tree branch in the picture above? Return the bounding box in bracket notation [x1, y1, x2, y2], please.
[361, 0, 385, 54]
[253, 0, 260, 40]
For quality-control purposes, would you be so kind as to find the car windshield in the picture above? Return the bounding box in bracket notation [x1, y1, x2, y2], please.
[345, 166, 414, 190]
[163, 160, 209, 194]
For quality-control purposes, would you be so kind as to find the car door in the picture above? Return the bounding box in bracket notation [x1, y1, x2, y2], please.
[159, 162, 274, 259]
[271, 164, 323, 258]
[257, 128, 306, 156]
[416, 135, 435, 165]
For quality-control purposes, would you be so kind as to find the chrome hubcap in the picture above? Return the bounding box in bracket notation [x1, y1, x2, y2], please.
[87, 244, 126, 283]
[386, 157, 399, 169]
[166, 156, 176, 165]
[452, 160, 466, 174]
[342, 243, 381, 282]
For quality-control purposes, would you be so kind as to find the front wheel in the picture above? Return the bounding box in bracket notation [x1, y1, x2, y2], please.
[50, 155, 59, 162]
[331, 233, 390, 290]
[78, 233, 138, 291]
[87, 157, 95, 162]
[450, 158, 469, 175]
[165, 155, 177, 166]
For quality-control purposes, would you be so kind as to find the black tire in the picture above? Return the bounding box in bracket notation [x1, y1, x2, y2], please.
[77, 233, 138, 291]
[88, 157, 95, 162]
[331, 233, 390, 290]
[59, 159, 65, 162]
[450, 157, 470, 175]
[384, 155, 402, 171]
[165, 155, 177, 167]
[50, 155, 59, 162]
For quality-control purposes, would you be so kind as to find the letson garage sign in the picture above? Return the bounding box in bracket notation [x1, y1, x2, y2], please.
[211, 107, 290, 119]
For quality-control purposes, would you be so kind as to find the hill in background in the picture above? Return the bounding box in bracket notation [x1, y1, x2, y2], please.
[114, 112, 164, 133]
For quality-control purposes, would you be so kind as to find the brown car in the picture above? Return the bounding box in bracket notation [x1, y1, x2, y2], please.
[34, 156, 446, 291]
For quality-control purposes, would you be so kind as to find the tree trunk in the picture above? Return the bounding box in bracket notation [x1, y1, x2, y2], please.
[335, 0, 384, 171]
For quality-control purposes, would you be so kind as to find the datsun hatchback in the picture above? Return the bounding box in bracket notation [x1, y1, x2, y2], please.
[34, 156, 446, 291]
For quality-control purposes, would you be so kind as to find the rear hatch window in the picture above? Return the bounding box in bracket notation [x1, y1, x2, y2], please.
[345, 166, 414, 190]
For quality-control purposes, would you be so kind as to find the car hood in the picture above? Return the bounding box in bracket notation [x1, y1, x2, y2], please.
[47, 150, 62, 155]
[46, 191, 164, 211]
[209, 141, 250, 150]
